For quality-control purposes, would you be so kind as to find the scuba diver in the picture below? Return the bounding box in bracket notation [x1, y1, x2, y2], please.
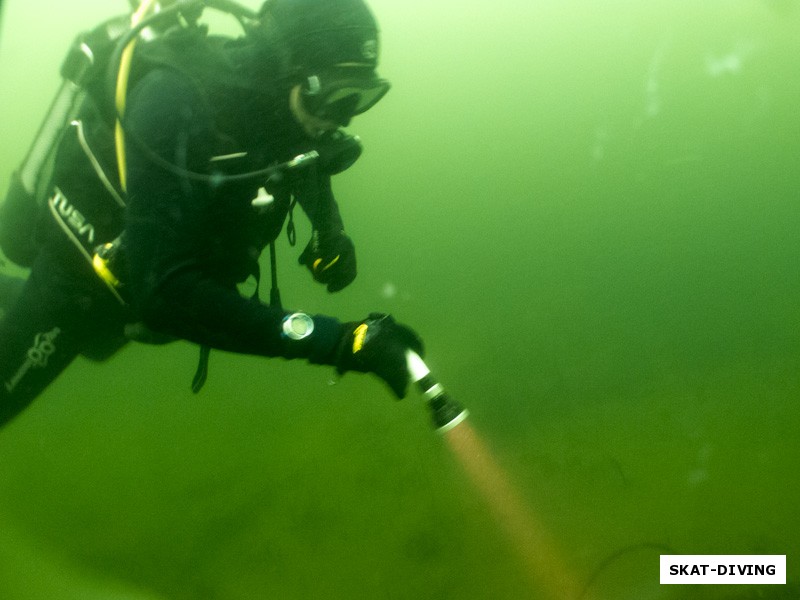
[0, 0, 425, 428]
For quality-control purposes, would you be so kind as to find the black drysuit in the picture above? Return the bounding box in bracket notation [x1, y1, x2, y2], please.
[0, 38, 350, 427]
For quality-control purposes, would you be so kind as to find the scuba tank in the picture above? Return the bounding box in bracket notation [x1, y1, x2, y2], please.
[0, 14, 130, 267]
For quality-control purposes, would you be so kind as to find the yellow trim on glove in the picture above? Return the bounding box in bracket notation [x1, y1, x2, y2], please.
[313, 255, 341, 273]
[352, 323, 368, 354]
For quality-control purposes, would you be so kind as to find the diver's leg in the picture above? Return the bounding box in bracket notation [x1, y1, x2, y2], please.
[0, 281, 81, 427]
[0, 250, 124, 429]
[0, 270, 26, 312]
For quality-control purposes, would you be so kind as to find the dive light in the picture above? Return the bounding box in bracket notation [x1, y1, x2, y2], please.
[405, 350, 469, 433]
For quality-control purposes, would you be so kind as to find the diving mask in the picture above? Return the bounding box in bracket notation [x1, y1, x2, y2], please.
[302, 67, 390, 126]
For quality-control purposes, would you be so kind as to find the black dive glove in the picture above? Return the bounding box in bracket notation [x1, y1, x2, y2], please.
[299, 229, 356, 292]
[335, 313, 424, 399]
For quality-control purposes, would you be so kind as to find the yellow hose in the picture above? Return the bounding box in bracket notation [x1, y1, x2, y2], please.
[114, 0, 158, 192]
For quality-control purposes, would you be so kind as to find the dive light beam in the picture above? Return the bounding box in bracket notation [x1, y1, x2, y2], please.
[444, 423, 583, 599]
[406, 351, 583, 600]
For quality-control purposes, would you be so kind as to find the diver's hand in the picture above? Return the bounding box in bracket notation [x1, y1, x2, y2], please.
[299, 229, 356, 292]
[335, 313, 424, 398]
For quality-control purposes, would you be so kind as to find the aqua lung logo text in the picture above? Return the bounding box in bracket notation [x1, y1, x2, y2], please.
[50, 190, 96, 245]
[4, 327, 62, 393]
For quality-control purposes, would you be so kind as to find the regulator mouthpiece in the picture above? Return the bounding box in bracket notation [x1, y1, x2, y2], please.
[405, 350, 469, 433]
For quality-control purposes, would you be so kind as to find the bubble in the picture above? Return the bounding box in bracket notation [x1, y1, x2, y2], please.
[381, 281, 397, 299]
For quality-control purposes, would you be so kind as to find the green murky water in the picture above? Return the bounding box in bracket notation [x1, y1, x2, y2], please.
[1, 1, 798, 598]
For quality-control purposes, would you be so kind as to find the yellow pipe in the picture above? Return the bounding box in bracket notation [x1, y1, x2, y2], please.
[115, 0, 158, 192]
